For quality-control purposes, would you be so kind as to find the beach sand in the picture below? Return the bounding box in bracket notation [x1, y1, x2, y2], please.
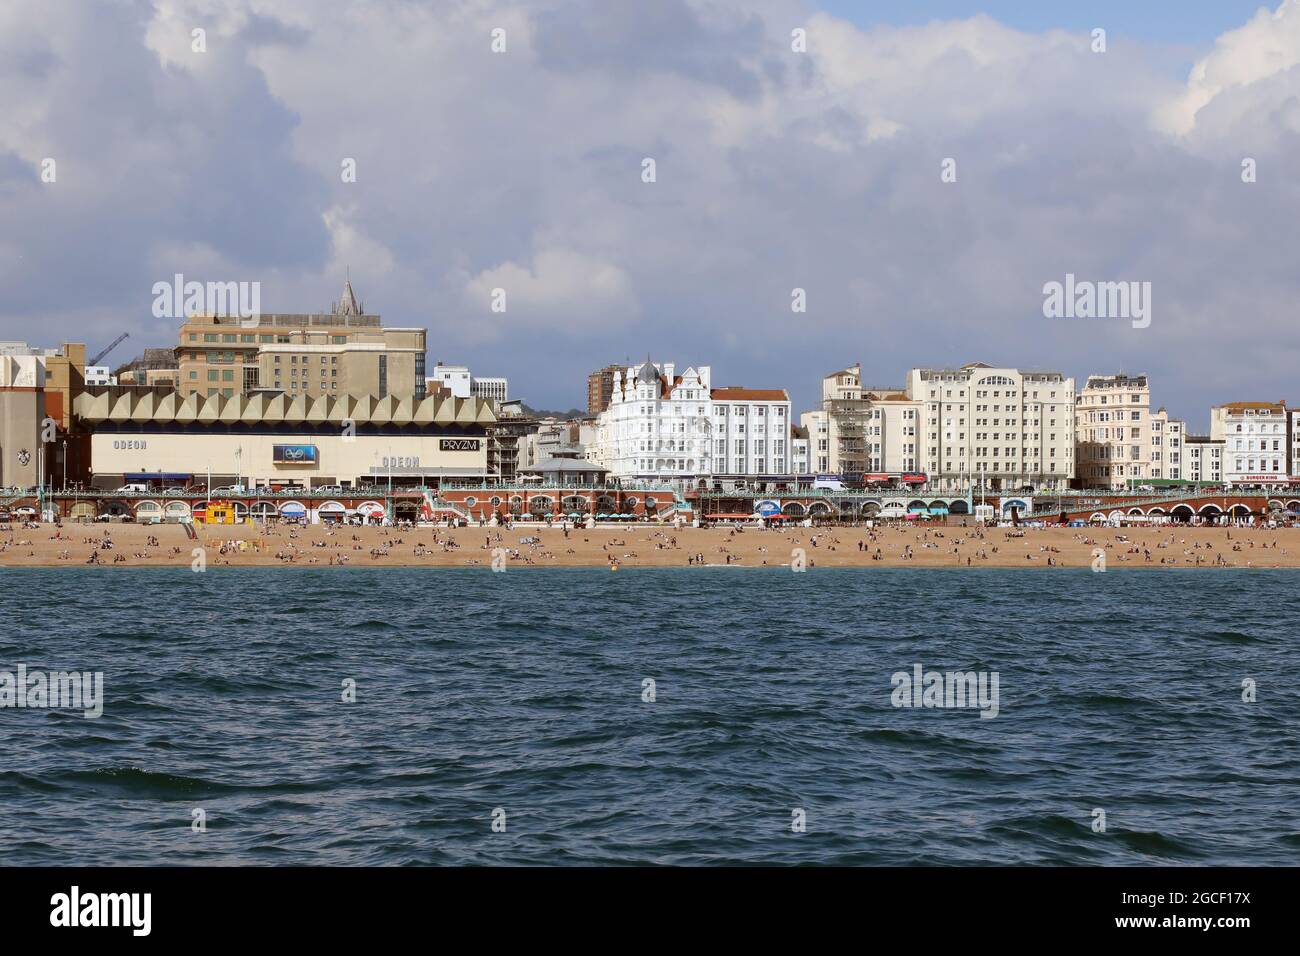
[0, 521, 1296, 569]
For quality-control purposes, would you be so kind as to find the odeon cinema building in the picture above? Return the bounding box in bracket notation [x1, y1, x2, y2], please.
[74, 389, 495, 491]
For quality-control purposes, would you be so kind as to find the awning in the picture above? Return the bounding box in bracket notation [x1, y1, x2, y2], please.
[125, 473, 191, 481]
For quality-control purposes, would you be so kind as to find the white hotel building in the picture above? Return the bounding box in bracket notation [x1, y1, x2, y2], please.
[1210, 401, 1289, 486]
[590, 361, 791, 484]
[906, 363, 1076, 492]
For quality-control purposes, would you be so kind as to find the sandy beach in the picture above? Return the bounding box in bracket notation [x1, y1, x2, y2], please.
[1, 521, 1298, 569]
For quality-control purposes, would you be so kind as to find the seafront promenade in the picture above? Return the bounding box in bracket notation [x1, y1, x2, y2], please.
[1, 522, 1297, 569]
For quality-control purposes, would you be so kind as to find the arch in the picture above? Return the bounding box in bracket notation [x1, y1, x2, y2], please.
[1170, 504, 1194, 521]
[562, 495, 589, 513]
[528, 495, 554, 515]
[100, 499, 131, 517]
[232, 501, 249, 518]
[279, 500, 308, 518]
[808, 501, 832, 515]
[70, 501, 95, 520]
[1228, 504, 1251, 518]
[318, 500, 347, 516]
[394, 501, 420, 520]
[860, 501, 881, 516]
[948, 499, 970, 514]
[1266, 499, 1284, 511]
[782, 501, 806, 516]
[907, 499, 927, 511]
[1147, 507, 1165, 516]
[1197, 504, 1222, 518]
[595, 494, 617, 512]
[249, 501, 277, 519]
[134, 500, 162, 518]
[1127, 507, 1144, 516]
[164, 501, 191, 521]
[1089, 512, 1107, 522]
[1002, 498, 1028, 514]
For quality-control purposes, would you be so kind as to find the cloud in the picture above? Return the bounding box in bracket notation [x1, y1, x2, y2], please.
[2, 0, 1300, 418]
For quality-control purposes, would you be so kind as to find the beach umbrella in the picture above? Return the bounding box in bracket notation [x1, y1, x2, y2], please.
[596, 513, 608, 519]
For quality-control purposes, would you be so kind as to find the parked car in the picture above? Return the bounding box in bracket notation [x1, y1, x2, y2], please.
[162, 486, 189, 495]
[208, 485, 243, 496]
[112, 484, 148, 494]
[314, 485, 344, 495]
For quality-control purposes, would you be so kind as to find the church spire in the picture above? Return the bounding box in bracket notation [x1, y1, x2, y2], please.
[336, 274, 362, 315]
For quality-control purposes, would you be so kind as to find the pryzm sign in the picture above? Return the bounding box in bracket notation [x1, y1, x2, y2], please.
[273, 444, 318, 464]
[440, 439, 482, 452]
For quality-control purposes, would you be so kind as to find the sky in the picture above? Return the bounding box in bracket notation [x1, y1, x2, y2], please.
[3, 0, 1300, 423]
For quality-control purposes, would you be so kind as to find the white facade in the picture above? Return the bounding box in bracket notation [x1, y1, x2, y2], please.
[471, 376, 508, 404]
[1293, 410, 1300, 480]
[428, 364, 471, 398]
[590, 361, 791, 483]
[1076, 374, 1153, 488]
[1149, 409, 1184, 482]
[84, 365, 116, 386]
[907, 363, 1075, 492]
[1210, 402, 1288, 484]
[1185, 436, 1224, 484]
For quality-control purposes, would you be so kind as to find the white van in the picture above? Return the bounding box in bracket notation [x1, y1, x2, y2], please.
[113, 483, 148, 493]
[812, 475, 845, 491]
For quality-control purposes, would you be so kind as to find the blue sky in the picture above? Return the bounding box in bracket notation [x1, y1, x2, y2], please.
[815, 0, 1271, 46]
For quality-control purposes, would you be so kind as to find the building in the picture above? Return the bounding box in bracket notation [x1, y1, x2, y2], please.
[84, 366, 116, 386]
[470, 377, 508, 406]
[1210, 401, 1288, 485]
[590, 361, 792, 486]
[1149, 408, 1184, 482]
[587, 364, 623, 415]
[176, 280, 426, 400]
[1293, 409, 1300, 481]
[906, 362, 1075, 492]
[76, 390, 494, 491]
[1075, 374, 1153, 489]
[0, 352, 46, 489]
[1185, 435, 1225, 484]
[790, 425, 810, 476]
[115, 348, 179, 389]
[427, 364, 507, 408]
[797, 365, 922, 483]
[0, 341, 92, 487]
[486, 400, 540, 483]
[427, 363, 471, 398]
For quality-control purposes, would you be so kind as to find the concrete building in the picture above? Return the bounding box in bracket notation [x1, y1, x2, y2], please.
[77, 390, 494, 491]
[1149, 408, 1185, 482]
[590, 361, 791, 486]
[84, 366, 116, 386]
[0, 341, 92, 487]
[1185, 435, 1225, 484]
[427, 363, 471, 398]
[115, 348, 179, 389]
[0, 353, 46, 490]
[790, 425, 811, 476]
[176, 280, 426, 400]
[1293, 409, 1300, 481]
[906, 362, 1075, 492]
[798, 365, 922, 483]
[587, 364, 623, 415]
[471, 377, 508, 406]
[1076, 374, 1153, 489]
[1210, 401, 1288, 485]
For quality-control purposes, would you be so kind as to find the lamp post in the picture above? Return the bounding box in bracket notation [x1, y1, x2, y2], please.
[61, 439, 67, 489]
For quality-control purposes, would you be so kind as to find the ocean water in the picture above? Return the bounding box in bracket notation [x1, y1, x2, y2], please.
[1, 567, 1296, 866]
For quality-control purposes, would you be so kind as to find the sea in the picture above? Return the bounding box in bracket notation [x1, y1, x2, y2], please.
[1, 567, 1296, 865]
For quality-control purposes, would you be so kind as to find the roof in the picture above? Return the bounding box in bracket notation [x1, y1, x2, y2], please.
[74, 390, 496, 426]
[519, 457, 609, 474]
[1218, 401, 1286, 411]
[710, 387, 788, 402]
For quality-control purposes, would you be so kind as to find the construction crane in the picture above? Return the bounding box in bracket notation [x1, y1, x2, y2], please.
[89, 332, 129, 367]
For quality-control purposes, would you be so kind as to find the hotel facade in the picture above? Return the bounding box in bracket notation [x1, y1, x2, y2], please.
[590, 362, 791, 485]
[905, 363, 1076, 492]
